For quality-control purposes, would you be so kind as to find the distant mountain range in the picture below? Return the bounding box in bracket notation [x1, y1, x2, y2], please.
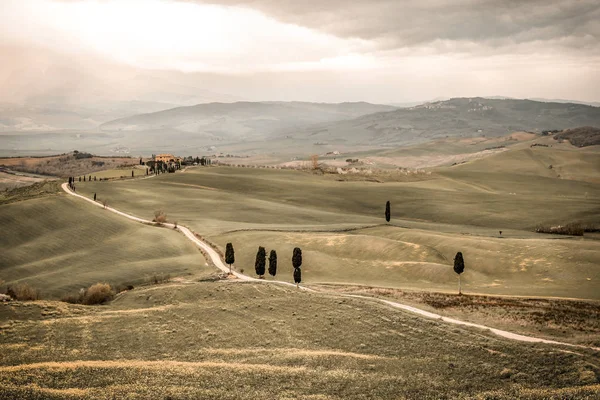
[99, 101, 398, 140]
[2, 97, 600, 156]
[287, 97, 600, 147]
[392, 97, 600, 108]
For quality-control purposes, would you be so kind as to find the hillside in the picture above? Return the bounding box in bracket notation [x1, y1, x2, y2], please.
[73, 142, 600, 299]
[291, 98, 600, 147]
[100, 101, 397, 139]
[0, 195, 210, 298]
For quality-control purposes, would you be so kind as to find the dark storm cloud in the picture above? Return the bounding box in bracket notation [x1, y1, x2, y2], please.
[185, 0, 600, 51]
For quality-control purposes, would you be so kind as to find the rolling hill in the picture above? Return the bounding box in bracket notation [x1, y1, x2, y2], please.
[291, 98, 600, 147]
[0, 195, 211, 298]
[90, 98, 600, 157]
[99, 101, 398, 139]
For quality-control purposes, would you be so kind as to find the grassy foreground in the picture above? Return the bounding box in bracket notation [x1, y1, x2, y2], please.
[1, 281, 599, 399]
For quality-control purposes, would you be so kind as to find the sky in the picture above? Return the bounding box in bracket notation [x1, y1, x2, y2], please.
[1, 0, 599, 105]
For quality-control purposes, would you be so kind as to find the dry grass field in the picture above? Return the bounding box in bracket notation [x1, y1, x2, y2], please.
[1, 281, 599, 399]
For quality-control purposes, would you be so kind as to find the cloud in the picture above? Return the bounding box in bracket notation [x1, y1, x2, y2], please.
[1, 0, 598, 104]
[185, 0, 600, 54]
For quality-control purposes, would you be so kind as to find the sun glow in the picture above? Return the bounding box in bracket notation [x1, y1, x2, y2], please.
[3, 0, 374, 72]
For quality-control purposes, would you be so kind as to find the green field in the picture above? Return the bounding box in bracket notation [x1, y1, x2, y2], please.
[0, 195, 212, 298]
[71, 141, 600, 299]
[1, 281, 599, 399]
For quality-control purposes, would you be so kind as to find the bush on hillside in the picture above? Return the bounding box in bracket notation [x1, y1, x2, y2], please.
[74, 152, 93, 160]
[153, 210, 167, 224]
[82, 283, 114, 305]
[6, 283, 40, 301]
[148, 273, 171, 285]
[535, 223, 584, 236]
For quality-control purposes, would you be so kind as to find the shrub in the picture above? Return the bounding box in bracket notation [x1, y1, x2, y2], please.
[6, 283, 40, 301]
[536, 223, 584, 236]
[61, 290, 85, 304]
[74, 152, 93, 160]
[153, 210, 167, 224]
[83, 283, 114, 305]
[148, 273, 171, 284]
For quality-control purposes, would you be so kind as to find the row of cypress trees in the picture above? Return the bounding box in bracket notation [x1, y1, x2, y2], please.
[225, 243, 303, 287]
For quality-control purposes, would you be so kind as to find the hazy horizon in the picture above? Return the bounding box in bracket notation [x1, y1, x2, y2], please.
[1, 0, 599, 107]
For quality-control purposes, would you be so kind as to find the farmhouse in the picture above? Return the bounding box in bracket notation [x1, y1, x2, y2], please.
[154, 154, 182, 164]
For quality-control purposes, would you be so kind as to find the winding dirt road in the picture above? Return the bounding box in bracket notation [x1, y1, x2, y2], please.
[61, 182, 599, 352]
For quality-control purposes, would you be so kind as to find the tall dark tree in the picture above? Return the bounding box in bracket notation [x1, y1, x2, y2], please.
[268, 250, 278, 277]
[292, 247, 302, 269]
[385, 201, 391, 223]
[83, 176, 86, 182]
[93, 193, 96, 201]
[453, 252, 465, 294]
[146, 168, 149, 175]
[132, 170, 134, 178]
[79, 176, 81, 182]
[293, 267, 302, 288]
[139, 157, 143, 165]
[225, 243, 235, 273]
[255, 246, 266, 278]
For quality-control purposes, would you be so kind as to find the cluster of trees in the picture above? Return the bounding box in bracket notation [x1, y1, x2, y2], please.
[76, 175, 98, 182]
[146, 160, 180, 174]
[225, 243, 302, 287]
[68, 175, 99, 189]
[73, 150, 93, 160]
[254, 247, 278, 278]
[67, 176, 76, 191]
[181, 156, 213, 166]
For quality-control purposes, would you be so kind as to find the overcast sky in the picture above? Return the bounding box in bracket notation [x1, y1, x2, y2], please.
[1, 0, 599, 104]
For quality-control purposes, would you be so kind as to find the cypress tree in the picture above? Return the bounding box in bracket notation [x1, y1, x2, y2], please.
[453, 252, 465, 294]
[132, 170, 134, 178]
[93, 193, 96, 201]
[79, 176, 81, 182]
[293, 268, 301, 287]
[385, 201, 391, 223]
[268, 250, 277, 277]
[83, 176, 86, 182]
[225, 243, 235, 273]
[255, 246, 266, 278]
[292, 247, 302, 288]
[292, 247, 302, 269]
